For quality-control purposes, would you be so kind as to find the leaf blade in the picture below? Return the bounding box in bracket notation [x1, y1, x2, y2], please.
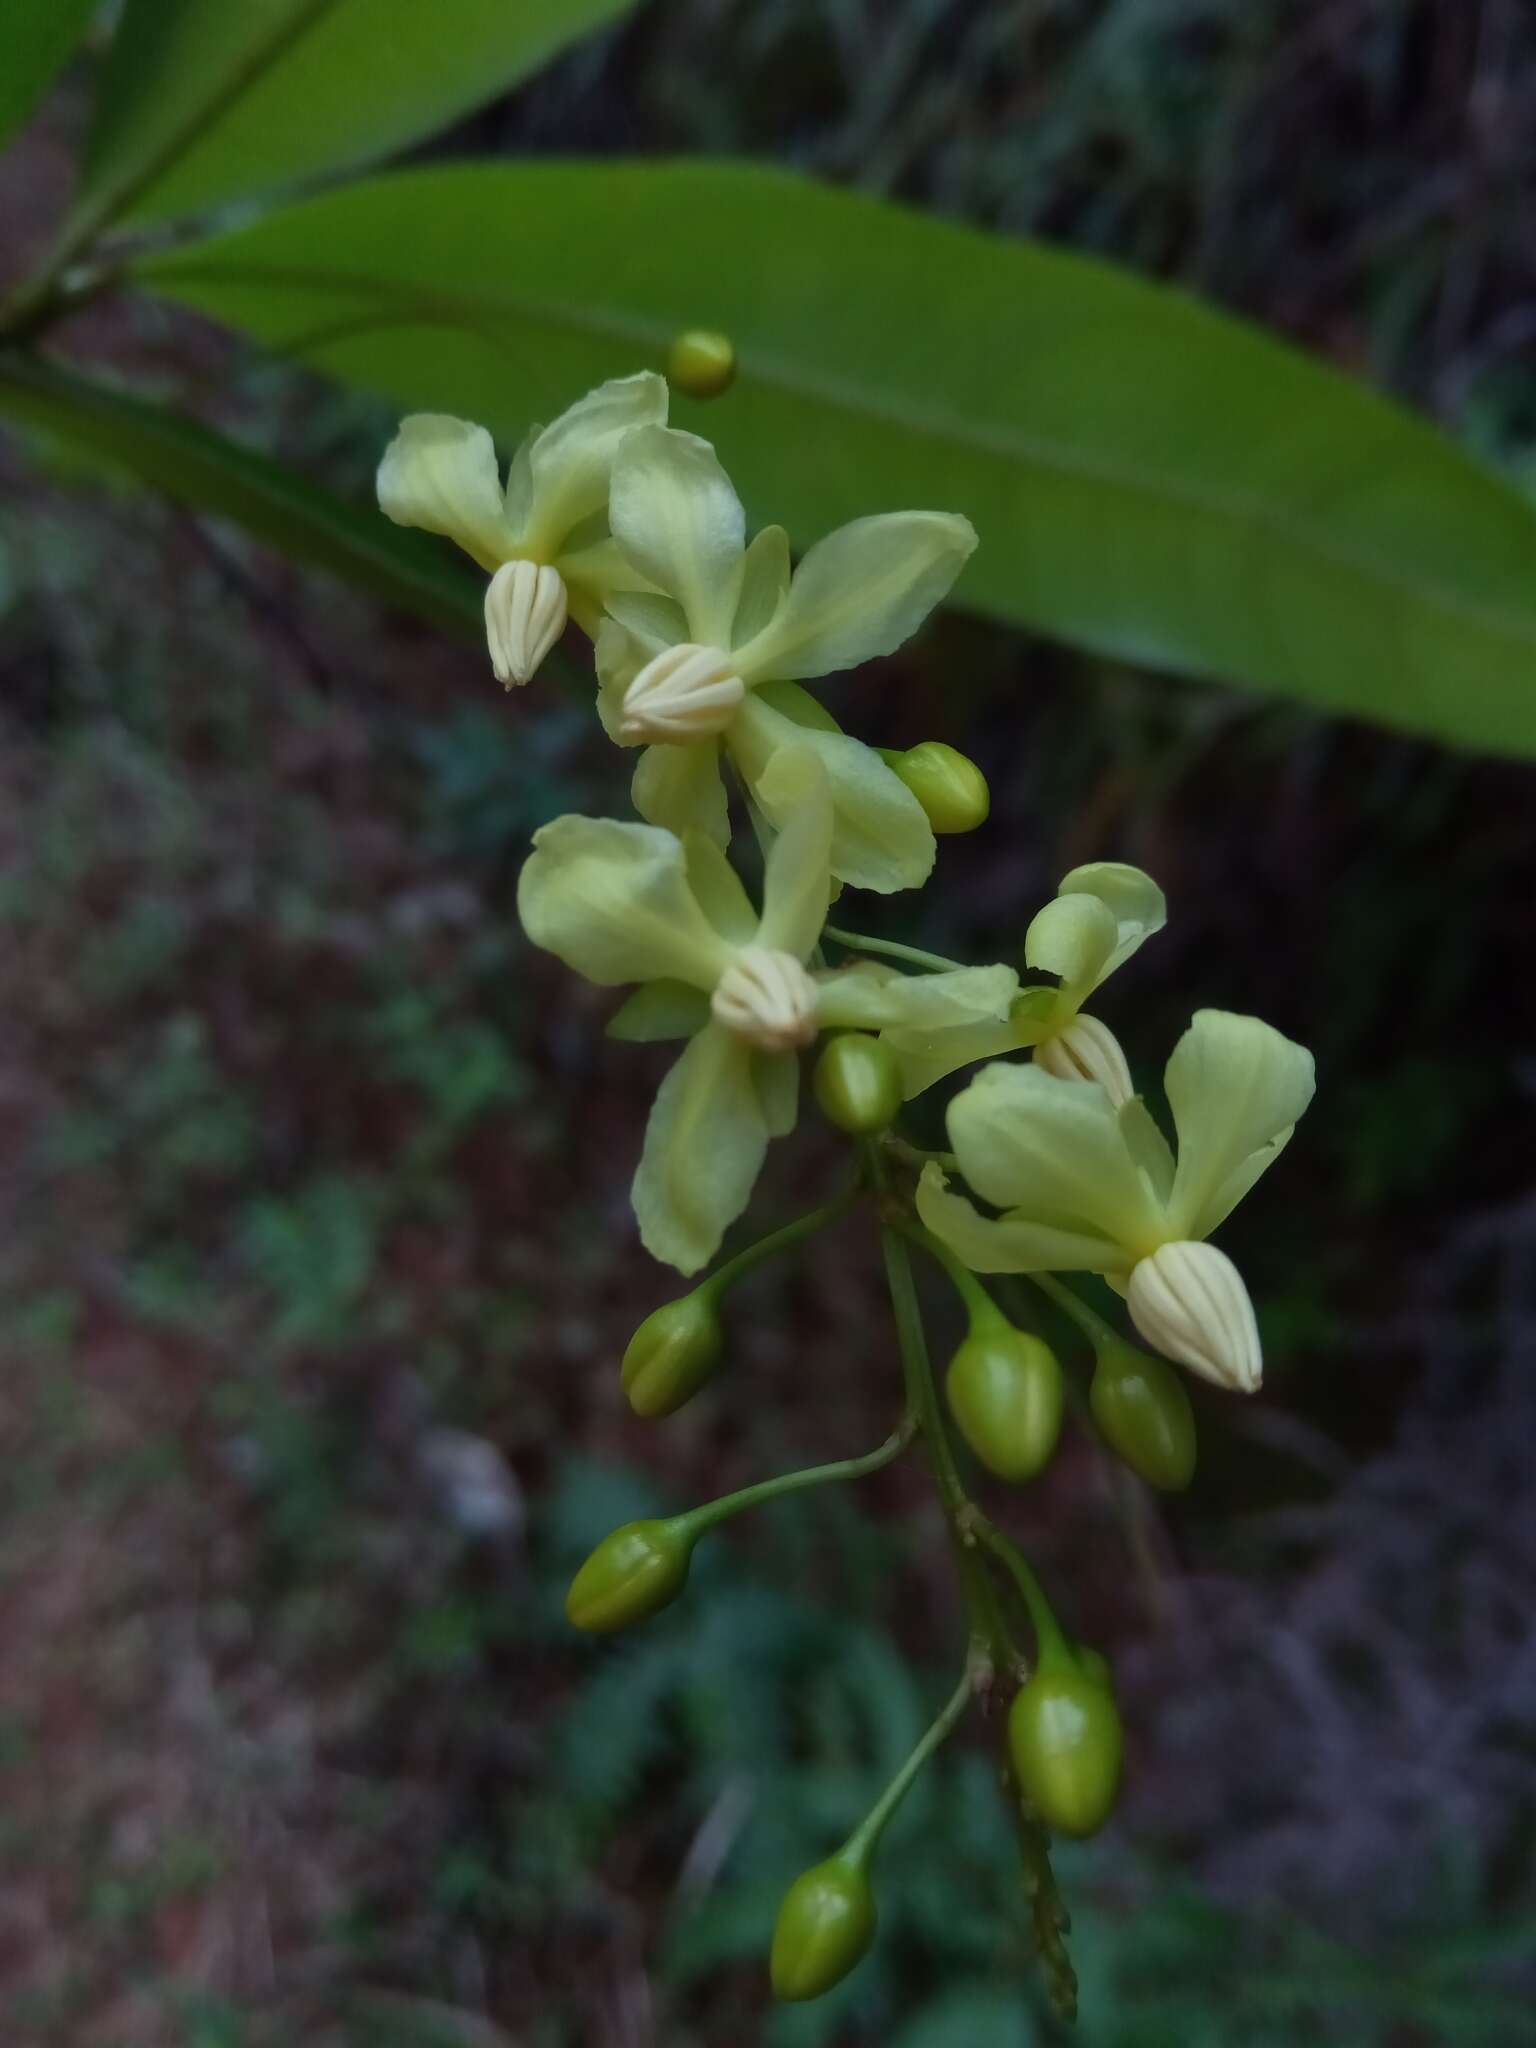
[79, 0, 634, 226]
[133, 159, 1536, 755]
[0, 0, 98, 151]
[0, 352, 481, 636]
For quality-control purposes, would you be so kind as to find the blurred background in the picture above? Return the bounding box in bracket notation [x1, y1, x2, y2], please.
[2, 3, 1535, 2044]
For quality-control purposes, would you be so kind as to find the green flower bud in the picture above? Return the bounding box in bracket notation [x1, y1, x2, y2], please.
[565, 1517, 693, 1633]
[621, 1292, 724, 1418]
[1072, 1642, 1114, 1693]
[1089, 1339, 1197, 1492]
[813, 1031, 903, 1135]
[770, 1854, 877, 2002]
[889, 742, 990, 834]
[666, 328, 737, 399]
[945, 1326, 1064, 1482]
[1008, 1660, 1124, 1839]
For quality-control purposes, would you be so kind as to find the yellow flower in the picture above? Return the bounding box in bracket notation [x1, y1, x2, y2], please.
[595, 425, 977, 895]
[377, 373, 667, 684]
[517, 750, 1015, 1272]
[883, 863, 1165, 1101]
[916, 1010, 1314, 1391]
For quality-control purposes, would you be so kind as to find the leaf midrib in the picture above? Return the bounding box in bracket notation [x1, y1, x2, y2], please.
[142, 255, 1536, 662]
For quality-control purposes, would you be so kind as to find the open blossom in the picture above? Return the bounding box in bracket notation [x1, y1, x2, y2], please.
[883, 863, 1165, 1102]
[594, 425, 976, 895]
[377, 373, 667, 683]
[517, 750, 1015, 1273]
[917, 1009, 1314, 1390]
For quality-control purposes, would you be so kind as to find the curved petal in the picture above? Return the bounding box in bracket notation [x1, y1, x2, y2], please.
[523, 371, 668, 555]
[1057, 862, 1167, 988]
[502, 424, 538, 535]
[732, 525, 791, 647]
[683, 831, 757, 945]
[754, 1048, 801, 1139]
[817, 963, 1018, 1034]
[376, 414, 515, 572]
[1165, 1009, 1316, 1239]
[1024, 892, 1118, 1001]
[889, 1015, 1028, 1100]
[632, 742, 730, 847]
[945, 1062, 1165, 1257]
[753, 678, 845, 733]
[733, 511, 977, 681]
[559, 537, 662, 634]
[730, 693, 934, 896]
[517, 816, 732, 991]
[632, 1023, 768, 1274]
[754, 748, 834, 959]
[609, 426, 745, 646]
[607, 980, 712, 1042]
[916, 1164, 1128, 1275]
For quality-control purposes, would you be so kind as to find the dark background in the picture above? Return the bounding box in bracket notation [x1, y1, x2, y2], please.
[1, 3, 1534, 2043]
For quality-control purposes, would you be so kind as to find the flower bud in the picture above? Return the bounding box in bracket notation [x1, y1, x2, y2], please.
[711, 945, 818, 1052]
[667, 328, 737, 399]
[621, 1292, 724, 1418]
[812, 1032, 902, 1134]
[1008, 1661, 1124, 1839]
[945, 1326, 1063, 1483]
[1072, 1642, 1114, 1693]
[484, 558, 567, 685]
[1034, 1013, 1133, 1108]
[619, 643, 745, 742]
[770, 1855, 876, 2002]
[1088, 1337, 1196, 1490]
[888, 741, 990, 834]
[1127, 1241, 1261, 1394]
[565, 1517, 693, 1633]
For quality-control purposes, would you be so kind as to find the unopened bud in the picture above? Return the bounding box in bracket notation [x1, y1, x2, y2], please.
[565, 1516, 693, 1633]
[1089, 1337, 1196, 1490]
[1034, 1013, 1133, 1107]
[711, 945, 818, 1052]
[484, 558, 567, 685]
[667, 328, 737, 399]
[888, 741, 990, 834]
[1127, 1241, 1261, 1394]
[813, 1032, 902, 1134]
[620, 643, 745, 742]
[1008, 1662, 1123, 1839]
[946, 1327, 1063, 1483]
[621, 1292, 724, 1418]
[770, 1855, 876, 2002]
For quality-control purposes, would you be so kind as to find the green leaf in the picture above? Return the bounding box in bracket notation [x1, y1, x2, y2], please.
[138, 159, 1536, 757]
[78, 0, 635, 228]
[0, 0, 97, 150]
[0, 352, 480, 635]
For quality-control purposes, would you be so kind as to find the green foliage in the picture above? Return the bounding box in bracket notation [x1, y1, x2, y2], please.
[0, 0, 96, 150]
[78, 0, 638, 225]
[241, 1172, 381, 1348]
[138, 157, 1536, 757]
[0, 357, 482, 637]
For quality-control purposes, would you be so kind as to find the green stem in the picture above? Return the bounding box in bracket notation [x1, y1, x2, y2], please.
[823, 925, 966, 975]
[970, 1518, 1070, 1664]
[683, 1420, 915, 1537]
[842, 1670, 973, 1866]
[700, 1183, 860, 1301]
[899, 1218, 1011, 1335]
[864, 1140, 1019, 1682]
[1021, 1270, 1122, 1350]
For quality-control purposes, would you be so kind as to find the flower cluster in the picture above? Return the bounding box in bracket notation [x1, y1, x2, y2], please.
[379, 370, 1313, 1390]
[378, 366, 1315, 2011]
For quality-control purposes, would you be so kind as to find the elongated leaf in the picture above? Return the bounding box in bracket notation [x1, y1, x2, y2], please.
[0, 0, 98, 150]
[0, 353, 480, 635]
[79, 0, 634, 227]
[137, 160, 1536, 756]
